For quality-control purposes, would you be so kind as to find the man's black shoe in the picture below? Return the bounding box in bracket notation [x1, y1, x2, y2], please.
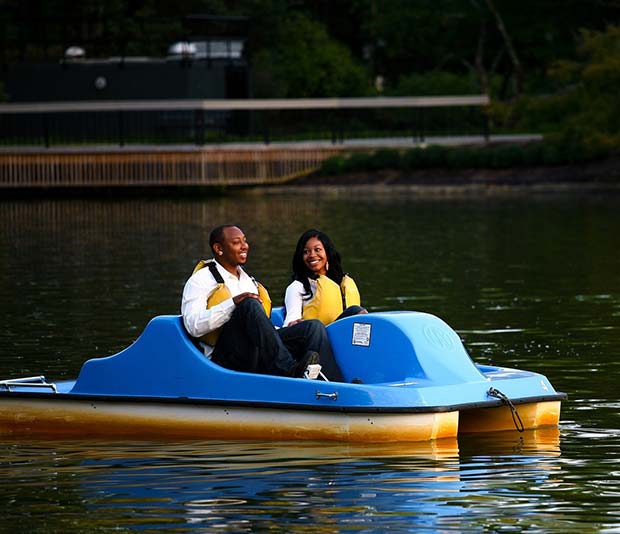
[291, 351, 321, 378]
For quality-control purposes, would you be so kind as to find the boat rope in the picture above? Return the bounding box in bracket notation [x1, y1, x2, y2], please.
[487, 387, 524, 432]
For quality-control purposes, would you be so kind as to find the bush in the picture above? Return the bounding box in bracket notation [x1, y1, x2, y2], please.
[519, 143, 545, 165]
[391, 71, 480, 96]
[446, 147, 484, 168]
[367, 149, 401, 170]
[343, 152, 374, 173]
[252, 13, 369, 98]
[320, 156, 347, 176]
[420, 145, 450, 167]
[491, 25, 620, 152]
[488, 145, 525, 168]
[317, 138, 610, 177]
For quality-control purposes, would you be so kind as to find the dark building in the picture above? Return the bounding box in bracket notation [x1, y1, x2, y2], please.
[2, 46, 249, 103]
[1, 15, 251, 102]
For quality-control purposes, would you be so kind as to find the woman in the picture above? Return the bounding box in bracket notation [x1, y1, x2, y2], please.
[283, 229, 366, 327]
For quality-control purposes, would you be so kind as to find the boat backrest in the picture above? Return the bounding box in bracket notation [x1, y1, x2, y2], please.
[71, 315, 218, 396]
[326, 311, 483, 385]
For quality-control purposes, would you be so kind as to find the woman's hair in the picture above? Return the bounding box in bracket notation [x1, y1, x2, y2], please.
[291, 229, 345, 299]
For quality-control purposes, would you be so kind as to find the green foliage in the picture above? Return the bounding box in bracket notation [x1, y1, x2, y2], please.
[391, 71, 480, 96]
[547, 60, 582, 85]
[490, 25, 620, 153]
[489, 92, 581, 134]
[345, 151, 374, 172]
[401, 145, 449, 169]
[251, 12, 369, 98]
[320, 156, 348, 176]
[367, 148, 401, 170]
[579, 25, 620, 62]
[318, 137, 608, 176]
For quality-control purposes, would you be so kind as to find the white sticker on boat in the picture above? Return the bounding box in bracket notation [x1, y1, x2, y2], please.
[352, 323, 371, 346]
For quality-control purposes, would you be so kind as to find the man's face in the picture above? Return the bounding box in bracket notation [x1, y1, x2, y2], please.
[216, 226, 249, 269]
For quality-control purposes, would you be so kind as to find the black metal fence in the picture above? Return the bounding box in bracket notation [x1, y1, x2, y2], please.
[0, 96, 490, 148]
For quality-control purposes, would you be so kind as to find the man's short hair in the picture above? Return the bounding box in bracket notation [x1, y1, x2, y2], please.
[209, 224, 237, 253]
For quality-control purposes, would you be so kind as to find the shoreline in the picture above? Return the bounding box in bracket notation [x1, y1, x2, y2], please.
[248, 181, 620, 197]
[247, 155, 620, 196]
[293, 154, 620, 186]
[1, 155, 618, 198]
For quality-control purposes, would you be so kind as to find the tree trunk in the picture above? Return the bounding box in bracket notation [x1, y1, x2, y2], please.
[484, 0, 524, 95]
[475, 15, 490, 95]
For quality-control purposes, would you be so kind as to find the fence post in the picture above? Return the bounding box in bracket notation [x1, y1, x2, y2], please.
[419, 109, 425, 143]
[482, 108, 490, 142]
[117, 111, 125, 147]
[263, 112, 270, 145]
[195, 109, 205, 145]
[331, 111, 338, 144]
[42, 114, 50, 148]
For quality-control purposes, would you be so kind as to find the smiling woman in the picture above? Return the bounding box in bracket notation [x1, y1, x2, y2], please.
[283, 229, 366, 327]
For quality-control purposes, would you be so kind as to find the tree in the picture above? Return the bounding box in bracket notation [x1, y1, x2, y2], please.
[250, 11, 368, 98]
[564, 25, 620, 147]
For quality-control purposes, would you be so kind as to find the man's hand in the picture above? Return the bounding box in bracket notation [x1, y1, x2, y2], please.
[233, 292, 261, 306]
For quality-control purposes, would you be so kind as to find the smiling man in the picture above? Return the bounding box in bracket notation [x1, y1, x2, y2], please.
[181, 225, 341, 380]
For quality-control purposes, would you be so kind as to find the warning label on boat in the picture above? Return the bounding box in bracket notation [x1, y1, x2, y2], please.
[352, 323, 372, 346]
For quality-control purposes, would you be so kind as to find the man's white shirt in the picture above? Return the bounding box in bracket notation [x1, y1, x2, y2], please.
[181, 260, 259, 355]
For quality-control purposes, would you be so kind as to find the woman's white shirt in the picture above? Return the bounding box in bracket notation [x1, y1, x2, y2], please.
[283, 278, 317, 326]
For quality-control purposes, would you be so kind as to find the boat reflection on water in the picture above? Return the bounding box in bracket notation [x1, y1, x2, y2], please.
[460, 426, 561, 456]
[0, 426, 560, 464]
[0, 428, 562, 531]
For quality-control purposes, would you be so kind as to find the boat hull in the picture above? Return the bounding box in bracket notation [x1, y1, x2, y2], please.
[459, 400, 562, 434]
[0, 397, 460, 442]
[0, 395, 562, 442]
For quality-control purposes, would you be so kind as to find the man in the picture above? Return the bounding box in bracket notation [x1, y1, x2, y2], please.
[181, 225, 344, 380]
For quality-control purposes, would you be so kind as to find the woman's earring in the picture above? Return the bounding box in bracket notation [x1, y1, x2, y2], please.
[326, 261, 330, 271]
[218, 251, 223, 255]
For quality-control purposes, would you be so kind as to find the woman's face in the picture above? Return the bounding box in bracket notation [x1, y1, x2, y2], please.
[302, 237, 328, 276]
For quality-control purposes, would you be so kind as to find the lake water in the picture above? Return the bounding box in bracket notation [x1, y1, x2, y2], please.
[1, 188, 619, 533]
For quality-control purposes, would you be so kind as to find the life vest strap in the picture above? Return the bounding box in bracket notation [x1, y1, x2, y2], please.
[340, 274, 348, 310]
[206, 260, 225, 284]
[192, 259, 272, 329]
[197, 259, 264, 292]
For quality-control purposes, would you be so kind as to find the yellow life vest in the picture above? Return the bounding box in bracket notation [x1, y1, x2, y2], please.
[301, 274, 361, 325]
[192, 260, 272, 345]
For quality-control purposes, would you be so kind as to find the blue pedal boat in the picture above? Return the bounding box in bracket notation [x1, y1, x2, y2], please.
[0, 310, 565, 442]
